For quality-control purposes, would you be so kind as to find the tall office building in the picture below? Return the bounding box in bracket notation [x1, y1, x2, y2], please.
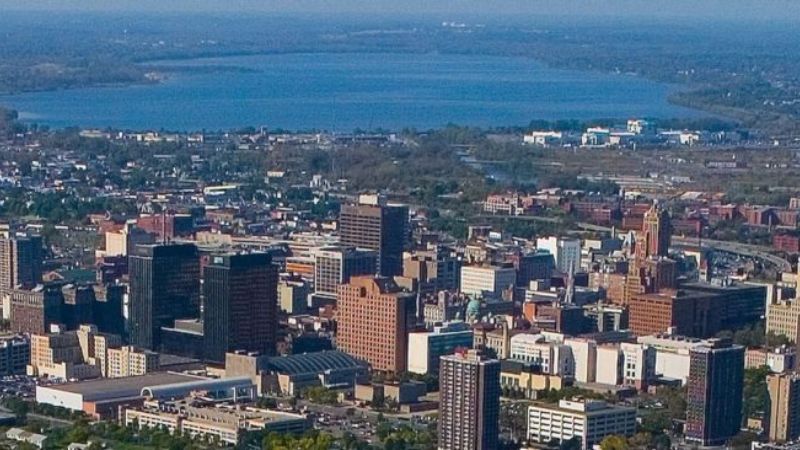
[312, 246, 377, 298]
[767, 372, 800, 443]
[336, 276, 416, 373]
[638, 203, 671, 260]
[536, 236, 581, 273]
[460, 265, 516, 299]
[514, 251, 555, 287]
[8, 286, 63, 335]
[203, 253, 278, 363]
[339, 194, 408, 277]
[624, 203, 676, 304]
[401, 247, 461, 294]
[61, 284, 95, 330]
[685, 339, 744, 446]
[0, 234, 43, 290]
[29, 327, 96, 380]
[438, 349, 500, 450]
[129, 244, 200, 350]
[93, 284, 126, 337]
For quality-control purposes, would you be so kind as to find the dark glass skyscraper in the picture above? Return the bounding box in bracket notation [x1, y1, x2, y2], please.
[686, 339, 744, 446]
[339, 195, 408, 277]
[203, 252, 278, 363]
[93, 283, 126, 337]
[129, 243, 200, 350]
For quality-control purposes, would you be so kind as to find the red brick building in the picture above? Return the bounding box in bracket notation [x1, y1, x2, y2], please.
[336, 276, 416, 373]
[773, 233, 800, 253]
[672, 217, 704, 236]
[629, 283, 766, 338]
[628, 290, 713, 337]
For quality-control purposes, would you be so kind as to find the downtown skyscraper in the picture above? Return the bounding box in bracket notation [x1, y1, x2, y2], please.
[0, 233, 42, 290]
[339, 194, 408, 277]
[203, 252, 278, 363]
[438, 349, 500, 450]
[335, 275, 416, 373]
[129, 243, 200, 350]
[685, 339, 744, 446]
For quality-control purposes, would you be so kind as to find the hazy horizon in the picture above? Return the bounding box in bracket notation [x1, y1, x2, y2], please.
[1, 0, 799, 22]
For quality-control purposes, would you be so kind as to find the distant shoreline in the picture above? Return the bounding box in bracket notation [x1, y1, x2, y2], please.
[0, 51, 717, 133]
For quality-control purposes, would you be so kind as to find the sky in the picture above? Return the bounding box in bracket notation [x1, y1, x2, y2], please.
[1, 0, 799, 21]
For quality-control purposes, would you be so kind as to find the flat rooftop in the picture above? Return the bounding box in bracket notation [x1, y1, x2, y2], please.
[530, 398, 635, 415]
[145, 400, 307, 427]
[38, 373, 203, 402]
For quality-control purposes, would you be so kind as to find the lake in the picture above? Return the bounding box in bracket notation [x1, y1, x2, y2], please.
[0, 52, 702, 132]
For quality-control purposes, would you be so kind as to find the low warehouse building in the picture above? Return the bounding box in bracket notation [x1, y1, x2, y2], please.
[35, 373, 255, 419]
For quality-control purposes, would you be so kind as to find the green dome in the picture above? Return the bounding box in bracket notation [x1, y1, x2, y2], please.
[466, 298, 482, 320]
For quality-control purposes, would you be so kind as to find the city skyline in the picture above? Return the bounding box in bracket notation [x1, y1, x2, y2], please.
[1, 3, 799, 449]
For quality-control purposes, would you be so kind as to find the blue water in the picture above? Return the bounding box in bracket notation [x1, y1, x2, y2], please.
[0, 53, 701, 132]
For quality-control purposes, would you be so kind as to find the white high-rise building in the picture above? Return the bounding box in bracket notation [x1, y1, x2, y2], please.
[460, 265, 516, 298]
[536, 236, 582, 273]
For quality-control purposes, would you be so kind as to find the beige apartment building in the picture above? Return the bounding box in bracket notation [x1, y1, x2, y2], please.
[29, 325, 103, 380]
[107, 346, 160, 378]
[767, 297, 800, 343]
[767, 372, 800, 442]
[29, 324, 156, 379]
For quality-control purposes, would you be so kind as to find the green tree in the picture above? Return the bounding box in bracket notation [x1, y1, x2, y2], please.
[627, 432, 653, 450]
[640, 411, 671, 434]
[651, 386, 687, 420]
[652, 434, 671, 450]
[600, 435, 630, 450]
[743, 366, 771, 419]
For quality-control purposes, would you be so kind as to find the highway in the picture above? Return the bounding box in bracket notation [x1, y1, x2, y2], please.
[671, 236, 792, 272]
[478, 214, 792, 272]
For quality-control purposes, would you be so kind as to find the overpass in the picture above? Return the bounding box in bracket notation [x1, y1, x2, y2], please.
[477, 214, 792, 272]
